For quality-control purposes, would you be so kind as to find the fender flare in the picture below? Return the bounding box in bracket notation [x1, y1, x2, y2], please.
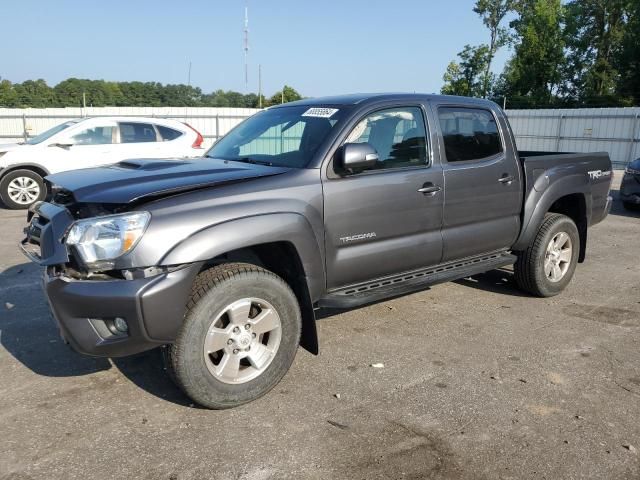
[159, 213, 326, 355]
[513, 173, 591, 251]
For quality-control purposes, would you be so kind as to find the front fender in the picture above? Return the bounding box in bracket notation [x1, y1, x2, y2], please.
[159, 212, 326, 302]
[513, 172, 591, 251]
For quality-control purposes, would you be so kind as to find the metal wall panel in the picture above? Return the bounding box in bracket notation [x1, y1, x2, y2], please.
[506, 107, 640, 168]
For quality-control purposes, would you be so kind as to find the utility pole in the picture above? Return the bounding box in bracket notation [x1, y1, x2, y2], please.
[187, 61, 192, 86]
[243, 4, 249, 93]
[281, 87, 284, 105]
[82, 91, 87, 116]
[258, 64, 262, 108]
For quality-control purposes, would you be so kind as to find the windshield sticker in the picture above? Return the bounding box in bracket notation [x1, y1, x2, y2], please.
[302, 107, 339, 118]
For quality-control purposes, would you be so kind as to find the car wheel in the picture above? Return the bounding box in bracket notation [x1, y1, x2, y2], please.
[622, 201, 639, 211]
[0, 169, 46, 209]
[514, 213, 580, 297]
[164, 262, 301, 409]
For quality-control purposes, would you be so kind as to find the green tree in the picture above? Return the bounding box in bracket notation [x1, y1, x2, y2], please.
[500, 0, 566, 105]
[268, 85, 302, 105]
[0, 79, 18, 107]
[616, 0, 640, 103]
[564, 0, 629, 101]
[441, 44, 491, 97]
[14, 79, 55, 107]
[474, 0, 514, 97]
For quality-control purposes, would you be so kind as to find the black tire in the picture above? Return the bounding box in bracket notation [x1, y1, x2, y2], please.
[0, 169, 46, 210]
[623, 201, 639, 211]
[164, 262, 301, 409]
[514, 213, 580, 297]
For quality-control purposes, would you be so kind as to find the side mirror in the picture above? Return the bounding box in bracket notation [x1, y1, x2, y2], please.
[336, 143, 379, 174]
[48, 142, 73, 149]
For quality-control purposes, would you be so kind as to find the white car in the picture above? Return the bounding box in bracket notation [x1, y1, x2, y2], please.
[0, 117, 205, 209]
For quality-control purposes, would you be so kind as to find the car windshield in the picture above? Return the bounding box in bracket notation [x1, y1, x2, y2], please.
[26, 121, 78, 145]
[206, 105, 347, 168]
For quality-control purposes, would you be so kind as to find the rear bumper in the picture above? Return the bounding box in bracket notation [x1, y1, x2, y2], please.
[43, 262, 201, 357]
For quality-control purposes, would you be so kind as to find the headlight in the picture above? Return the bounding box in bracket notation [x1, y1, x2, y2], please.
[625, 166, 640, 175]
[66, 212, 150, 269]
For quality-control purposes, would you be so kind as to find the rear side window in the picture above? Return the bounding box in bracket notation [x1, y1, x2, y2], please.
[157, 125, 183, 141]
[119, 122, 157, 143]
[438, 107, 502, 162]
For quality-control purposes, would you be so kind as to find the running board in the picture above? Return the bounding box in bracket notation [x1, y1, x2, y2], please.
[318, 252, 517, 309]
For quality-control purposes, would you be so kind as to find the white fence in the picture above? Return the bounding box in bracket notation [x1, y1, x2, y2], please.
[1, 106, 638, 168]
[0, 107, 260, 149]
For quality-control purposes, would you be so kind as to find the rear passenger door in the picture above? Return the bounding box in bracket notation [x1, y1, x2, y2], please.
[433, 104, 522, 261]
[115, 122, 165, 160]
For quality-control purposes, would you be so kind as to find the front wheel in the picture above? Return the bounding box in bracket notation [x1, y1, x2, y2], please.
[0, 169, 46, 209]
[514, 213, 580, 297]
[164, 263, 301, 409]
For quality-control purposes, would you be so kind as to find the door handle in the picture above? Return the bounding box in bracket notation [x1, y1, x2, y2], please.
[417, 185, 442, 196]
[498, 175, 514, 184]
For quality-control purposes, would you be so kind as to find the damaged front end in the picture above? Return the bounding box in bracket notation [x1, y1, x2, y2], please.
[20, 183, 201, 357]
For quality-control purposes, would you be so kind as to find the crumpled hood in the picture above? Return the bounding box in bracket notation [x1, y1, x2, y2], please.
[46, 158, 291, 204]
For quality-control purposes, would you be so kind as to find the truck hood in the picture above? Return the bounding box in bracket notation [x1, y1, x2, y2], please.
[46, 158, 291, 204]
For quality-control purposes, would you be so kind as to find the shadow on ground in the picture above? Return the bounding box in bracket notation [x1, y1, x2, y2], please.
[0, 261, 193, 406]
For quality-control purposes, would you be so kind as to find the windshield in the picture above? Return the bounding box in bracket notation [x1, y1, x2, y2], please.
[26, 121, 78, 145]
[206, 105, 347, 168]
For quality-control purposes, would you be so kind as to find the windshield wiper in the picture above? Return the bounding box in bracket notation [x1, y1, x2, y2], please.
[233, 157, 274, 166]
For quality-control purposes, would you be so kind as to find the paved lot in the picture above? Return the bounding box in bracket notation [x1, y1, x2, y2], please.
[0, 173, 639, 480]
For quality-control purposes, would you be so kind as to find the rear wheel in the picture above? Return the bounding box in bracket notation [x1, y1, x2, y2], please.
[0, 169, 46, 209]
[164, 263, 301, 409]
[514, 213, 580, 297]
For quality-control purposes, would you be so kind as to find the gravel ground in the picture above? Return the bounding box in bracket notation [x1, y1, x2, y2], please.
[0, 172, 638, 480]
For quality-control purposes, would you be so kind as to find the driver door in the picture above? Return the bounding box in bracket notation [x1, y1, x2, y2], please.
[322, 106, 444, 289]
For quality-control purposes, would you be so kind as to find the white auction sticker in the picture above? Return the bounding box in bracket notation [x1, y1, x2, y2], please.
[302, 107, 339, 118]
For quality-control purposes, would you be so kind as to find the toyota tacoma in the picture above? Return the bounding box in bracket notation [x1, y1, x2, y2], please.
[21, 94, 613, 409]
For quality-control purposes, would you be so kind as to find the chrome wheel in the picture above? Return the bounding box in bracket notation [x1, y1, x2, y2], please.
[7, 176, 40, 205]
[544, 232, 572, 282]
[203, 298, 282, 385]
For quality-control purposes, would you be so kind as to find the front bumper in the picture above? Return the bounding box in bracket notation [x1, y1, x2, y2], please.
[42, 262, 201, 357]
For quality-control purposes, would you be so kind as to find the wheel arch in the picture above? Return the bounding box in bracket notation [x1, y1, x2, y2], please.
[0, 163, 50, 180]
[159, 213, 325, 355]
[514, 175, 591, 262]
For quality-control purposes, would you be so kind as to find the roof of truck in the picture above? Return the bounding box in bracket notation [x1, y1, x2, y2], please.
[275, 93, 498, 108]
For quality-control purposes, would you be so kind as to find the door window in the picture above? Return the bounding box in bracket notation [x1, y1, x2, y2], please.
[344, 107, 428, 170]
[157, 125, 184, 141]
[70, 125, 115, 145]
[119, 122, 158, 143]
[438, 107, 502, 162]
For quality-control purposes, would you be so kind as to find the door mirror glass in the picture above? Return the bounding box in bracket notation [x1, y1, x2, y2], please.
[336, 143, 379, 174]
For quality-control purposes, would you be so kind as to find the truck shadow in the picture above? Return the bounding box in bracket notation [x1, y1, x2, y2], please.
[0, 262, 193, 406]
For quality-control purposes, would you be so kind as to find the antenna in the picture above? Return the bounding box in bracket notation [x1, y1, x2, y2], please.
[244, 3, 249, 92]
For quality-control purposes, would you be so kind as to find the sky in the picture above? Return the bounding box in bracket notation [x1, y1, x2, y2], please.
[0, 0, 513, 98]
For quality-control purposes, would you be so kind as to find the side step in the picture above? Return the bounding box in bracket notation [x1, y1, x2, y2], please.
[318, 251, 517, 309]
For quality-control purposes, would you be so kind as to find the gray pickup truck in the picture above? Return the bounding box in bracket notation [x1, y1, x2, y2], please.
[21, 94, 612, 409]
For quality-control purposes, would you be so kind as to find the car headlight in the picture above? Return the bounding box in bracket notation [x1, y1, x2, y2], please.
[625, 166, 640, 175]
[65, 212, 150, 269]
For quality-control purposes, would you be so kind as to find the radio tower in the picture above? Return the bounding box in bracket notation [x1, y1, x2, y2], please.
[243, 3, 249, 92]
